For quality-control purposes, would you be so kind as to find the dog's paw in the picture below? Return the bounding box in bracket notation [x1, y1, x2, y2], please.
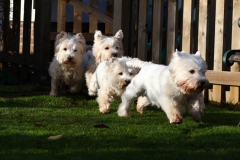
[50, 91, 58, 96]
[88, 90, 97, 96]
[117, 107, 130, 117]
[136, 106, 146, 114]
[170, 114, 182, 124]
[100, 109, 111, 114]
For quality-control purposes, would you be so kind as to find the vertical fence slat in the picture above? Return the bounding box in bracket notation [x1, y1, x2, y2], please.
[182, 0, 192, 53]
[198, 0, 208, 60]
[152, 0, 163, 64]
[89, 0, 98, 33]
[229, 0, 240, 103]
[121, 0, 132, 56]
[12, 0, 21, 54]
[166, 0, 177, 64]
[57, 0, 66, 32]
[73, 1, 82, 33]
[105, 0, 113, 34]
[113, 0, 122, 34]
[198, 0, 208, 102]
[212, 0, 224, 103]
[20, 0, 33, 82]
[206, 0, 216, 71]
[137, 0, 148, 61]
[222, 0, 233, 102]
[34, 0, 52, 70]
[2, 0, 10, 53]
[22, 0, 32, 55]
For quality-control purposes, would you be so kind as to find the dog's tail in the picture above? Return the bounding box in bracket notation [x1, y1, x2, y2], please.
[124, 57, 149, 69]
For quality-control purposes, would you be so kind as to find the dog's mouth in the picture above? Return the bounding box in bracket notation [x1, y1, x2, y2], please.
[122, 80, 131, 88]
[177, 79, 209, 94]
[194, 87, 205, 94]
[63, 59, 77, 65]
[194, 80, 209, 93]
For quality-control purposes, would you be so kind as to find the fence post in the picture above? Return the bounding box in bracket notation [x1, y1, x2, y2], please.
[89, 0, 98, 33]
[229, 0, 240, 103]
[212, 0, 224, 104]
[34, 0, 52, 70]
[152, 0, 163, 64]
[166, 0, 177, 64]
[57, 0, 66, 32]
[137, 0, 148, 61]
[182, 0, 192, 53]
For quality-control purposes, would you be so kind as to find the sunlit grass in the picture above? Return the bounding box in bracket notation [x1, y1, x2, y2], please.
[0, 85, 240, 159]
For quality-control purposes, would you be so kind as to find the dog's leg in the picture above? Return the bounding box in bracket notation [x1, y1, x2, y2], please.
[88, 72, 98, 96]
[188, 94, 205, 122]
[159, 96, 183, 124]
[85, 64, 97, 89]
[97, 88, 112, 114]
[85, 71, 93, 89]
[50, 78, 59, 96]
[117, 83, 141, 117]
[136, 96, 150, 114]
[70, 84, 81, 93]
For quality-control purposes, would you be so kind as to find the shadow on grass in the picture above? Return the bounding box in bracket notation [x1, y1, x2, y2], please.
[0, 128, 239, 160]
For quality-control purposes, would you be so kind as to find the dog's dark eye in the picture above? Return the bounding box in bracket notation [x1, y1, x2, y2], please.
[189, 70, 195, 74]
[73, 49, 77, 52]
[119, 72, 123, 75]
[129, 73, 133, 76]
[105, 47, 109, 50]
[116, 47, 119, 50]
[63, 48, 67, 51]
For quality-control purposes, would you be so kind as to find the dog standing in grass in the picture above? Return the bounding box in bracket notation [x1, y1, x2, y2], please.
[88, 57, 141, 114]
[85, 30, 124, 89]
[118, 50, 209, 123]
[49, 31, 92, 96]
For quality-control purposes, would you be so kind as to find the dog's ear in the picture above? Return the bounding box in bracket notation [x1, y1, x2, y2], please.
[114, 30, 124, 41]
[173, 49, 181, 57]
[54, 31, 68, 53]
[94, 30, 103, 41]
[56, 31, 67, 41]
[105, 57, 117, 68]
[195, 51, 201, 57]
[75, 33, 86, 44]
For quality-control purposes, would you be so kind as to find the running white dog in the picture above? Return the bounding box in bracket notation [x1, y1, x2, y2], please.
[49, 31, 92, 96]
[117, 50, 209, 123]
[88, 57, 141, 114]
[85, 30, 124, 89]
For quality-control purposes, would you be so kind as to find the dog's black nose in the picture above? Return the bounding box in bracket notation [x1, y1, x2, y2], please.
[112, 53, 117, 57]
[68, 57, 73, 61]
[125, 80, 131, 85]
[199, 81, 205, 86]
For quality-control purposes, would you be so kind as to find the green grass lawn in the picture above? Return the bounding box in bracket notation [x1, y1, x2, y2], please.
[0, 85, 240, 160]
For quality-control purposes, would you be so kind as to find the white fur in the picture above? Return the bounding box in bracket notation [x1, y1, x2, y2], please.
[117, 50, 209, 123]
[49, 31, 93, 96]
[88, 57, 141, 114]
[85, 30, 124, 89]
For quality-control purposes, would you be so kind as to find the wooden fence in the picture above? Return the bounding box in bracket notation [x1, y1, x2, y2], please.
[0, 0, 240, 104]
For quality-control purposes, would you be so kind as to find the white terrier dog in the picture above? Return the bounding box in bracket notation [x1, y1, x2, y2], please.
[85, 30, 124, 89]
[49, 31, 92, 96]
[88, 57, 141, 114]
[117, 50, 209, 123]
